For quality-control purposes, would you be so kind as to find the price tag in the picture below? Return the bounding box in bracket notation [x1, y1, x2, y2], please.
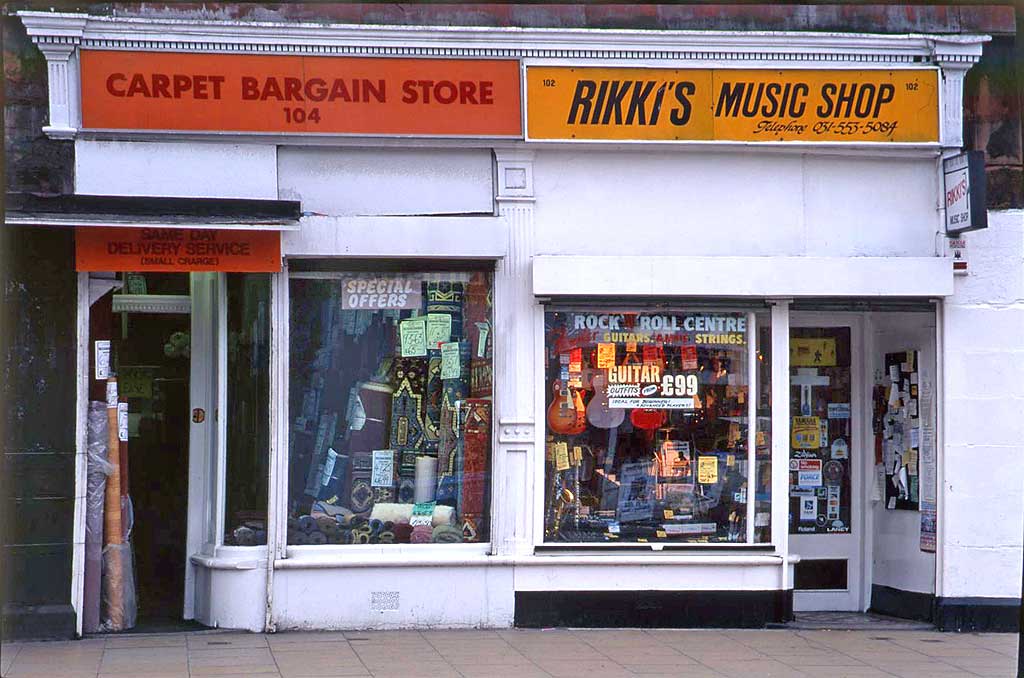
[656, 530, 668, 539]
[554, 442, 570, 471]
[596, 343, 616, 368]
[663, 509, 674, 519]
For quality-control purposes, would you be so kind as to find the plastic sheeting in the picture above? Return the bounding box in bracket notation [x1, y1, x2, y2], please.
[84, 401, 113, 634]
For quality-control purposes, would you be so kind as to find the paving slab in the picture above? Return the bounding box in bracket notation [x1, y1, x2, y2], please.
[0, 627, 1016, 677]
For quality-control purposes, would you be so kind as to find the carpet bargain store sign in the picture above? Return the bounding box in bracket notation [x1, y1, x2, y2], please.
[526, 67, 939, 142]
[80, 51, 522, 136]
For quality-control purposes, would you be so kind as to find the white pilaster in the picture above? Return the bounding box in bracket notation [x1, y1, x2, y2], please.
[931, 37, 986, 149]
[21, 14, 87, 139]
[493, 150, 537, 557]
[769, 299, 792, 588]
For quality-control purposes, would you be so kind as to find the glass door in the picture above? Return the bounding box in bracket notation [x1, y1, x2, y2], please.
[789, 316, 864, 611]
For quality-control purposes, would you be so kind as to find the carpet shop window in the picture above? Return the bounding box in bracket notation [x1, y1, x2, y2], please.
[287, 270, 493, 545]
[543, 308, 772, 544]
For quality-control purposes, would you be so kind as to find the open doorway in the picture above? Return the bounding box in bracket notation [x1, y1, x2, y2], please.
[788, 307, 938, 622]
[85, 272, 195, 631]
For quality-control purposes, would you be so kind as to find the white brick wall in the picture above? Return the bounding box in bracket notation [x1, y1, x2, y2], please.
[941, 209, 1024, 599]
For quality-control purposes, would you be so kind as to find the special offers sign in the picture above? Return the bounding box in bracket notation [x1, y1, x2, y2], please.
[527, 67, 939, 142]
[80, 51, 522, 137]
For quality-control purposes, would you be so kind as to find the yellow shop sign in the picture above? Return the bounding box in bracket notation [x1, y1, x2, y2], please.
[526, 67, 938, 143]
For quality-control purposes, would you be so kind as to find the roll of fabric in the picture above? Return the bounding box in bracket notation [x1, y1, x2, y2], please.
[84, 401, 109, 634]
[432, 525, 463, 543]
[432, 504, 456, 527]
[392, 523, 414, 543]
[369, 503, 413, 524]
[410, 524, 434, 544]
[308, 530, 327, 545]
[103, 379, 125, 631]
[397, 477, 416, 504]
[423, 352, 443, 446]
[352, 526, 372, 544]
[389, 359, 426, 452]
[459, 399, 491, 529]
[298, 515, 317, 534]
[414, 456, 437, 503]
[378, 530, 396, 544]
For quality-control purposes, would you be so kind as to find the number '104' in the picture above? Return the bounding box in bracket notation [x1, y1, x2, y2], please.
[284, 107, 321, 123]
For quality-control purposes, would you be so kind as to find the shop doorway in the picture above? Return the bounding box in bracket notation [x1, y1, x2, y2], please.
[84, 272, 221, 631]
[789, 315, 865, 612]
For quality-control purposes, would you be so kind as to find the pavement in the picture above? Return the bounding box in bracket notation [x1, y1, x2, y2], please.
[0, 627, 1017, 678]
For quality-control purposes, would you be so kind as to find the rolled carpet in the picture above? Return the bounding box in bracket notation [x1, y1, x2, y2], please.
[432, 525, 463, 543]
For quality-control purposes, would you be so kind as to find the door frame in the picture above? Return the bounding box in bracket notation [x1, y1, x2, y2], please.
[184, 272, 227, 620]
[789, 311, 873, 612]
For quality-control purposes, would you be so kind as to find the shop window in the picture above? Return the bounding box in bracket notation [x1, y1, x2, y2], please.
[224, 274, 271, 545]
[287, 270, 493, 545]
[543, 309, 771, 544]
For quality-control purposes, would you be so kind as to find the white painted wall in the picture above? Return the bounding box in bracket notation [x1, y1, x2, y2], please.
[941, 209, 1024, 599]
[277, 147, 494, 217]
[75, 140, 279, 199]
[272, 565, 514, 630]
[532, 150, 937, 257]
[869, 312, 937, 596]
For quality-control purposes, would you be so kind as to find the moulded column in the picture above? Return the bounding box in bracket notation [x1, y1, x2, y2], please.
[769, 299, 792, 591]
[493, 150, 538, 557]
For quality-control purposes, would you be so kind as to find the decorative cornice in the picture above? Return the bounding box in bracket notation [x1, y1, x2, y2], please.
[19, 11, 989, 65]
[111, 294, 191, 315]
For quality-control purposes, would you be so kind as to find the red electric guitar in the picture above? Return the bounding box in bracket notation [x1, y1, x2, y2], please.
[547, 379, 587, 435]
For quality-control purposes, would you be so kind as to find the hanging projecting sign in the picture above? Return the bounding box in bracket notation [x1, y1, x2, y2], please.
[527, 67, 939, 143]
[79, 51, 522, 137]
[943, 151, 987, 234]
[75, 227, 281, 272]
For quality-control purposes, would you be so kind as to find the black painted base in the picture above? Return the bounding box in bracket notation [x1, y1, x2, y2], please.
[870, 584, 1021, 632]
[515, 590, 794, 628]
[870, 584, 935, 624]
[935, 597, 1020, 633]
[2, 603, 77, 640]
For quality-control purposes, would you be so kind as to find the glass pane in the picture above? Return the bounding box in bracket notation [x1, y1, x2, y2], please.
[789, 327, 852, 535]
[755, 323, 772, 543]
[287, 271, 493, 545]
[224, 274, 271, 546]
[543, 309, 764, 543]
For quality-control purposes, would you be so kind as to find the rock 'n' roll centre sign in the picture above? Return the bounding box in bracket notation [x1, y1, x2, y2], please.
[79, 51, 522, 137]
[526, 67, 939, 142]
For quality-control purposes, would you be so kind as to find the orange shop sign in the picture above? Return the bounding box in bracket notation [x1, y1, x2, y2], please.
[76, 227, 282, 272]
[79, 51, 522, 137]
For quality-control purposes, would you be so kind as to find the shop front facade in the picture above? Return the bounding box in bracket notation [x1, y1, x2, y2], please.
[5, 8, 1022, 637]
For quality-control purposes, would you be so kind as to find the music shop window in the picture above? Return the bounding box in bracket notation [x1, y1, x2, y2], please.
[543, 309, 772, 544]
[288, 269, 493, 546]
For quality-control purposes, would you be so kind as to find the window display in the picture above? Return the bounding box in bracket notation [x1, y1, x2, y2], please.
[789, 327, 852, 534]
[287, 270, 493, 545]
[543, 309, 771, 544]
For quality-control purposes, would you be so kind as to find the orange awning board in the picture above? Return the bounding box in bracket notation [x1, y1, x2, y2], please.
[76, 227, 281, 272]
[80, 51, 523, 137]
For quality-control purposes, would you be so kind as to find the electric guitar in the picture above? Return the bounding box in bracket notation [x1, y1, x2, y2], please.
[547, 379, 587, 435]
[587, 373, 625, 429]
